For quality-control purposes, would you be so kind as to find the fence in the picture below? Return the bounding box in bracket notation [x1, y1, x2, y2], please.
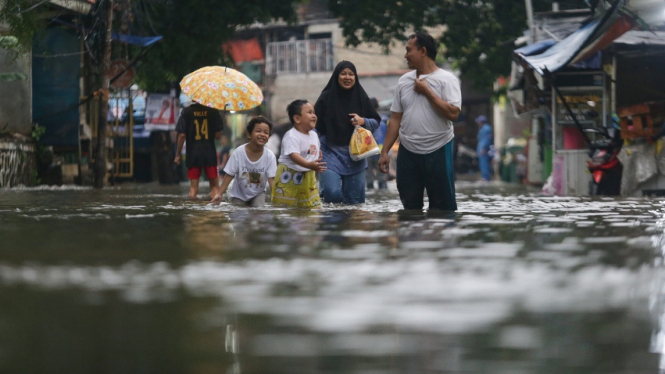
[266, 39, 334, 75]
[87, 93, 134, 179]
[0, 139, 36, 187]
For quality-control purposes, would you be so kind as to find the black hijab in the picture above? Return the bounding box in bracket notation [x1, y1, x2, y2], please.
[314, 61, 381, 146]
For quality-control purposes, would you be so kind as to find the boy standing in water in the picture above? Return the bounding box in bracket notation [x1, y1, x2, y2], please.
[174, 102, 223, 199]
[272, 100, 326, 208]
[211, 117, 277, 207]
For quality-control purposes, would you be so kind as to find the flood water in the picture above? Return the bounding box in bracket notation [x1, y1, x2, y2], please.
[1, 181, 665, 373]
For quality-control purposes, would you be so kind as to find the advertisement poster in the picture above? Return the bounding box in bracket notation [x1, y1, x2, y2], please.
[145, 93, 178, 131]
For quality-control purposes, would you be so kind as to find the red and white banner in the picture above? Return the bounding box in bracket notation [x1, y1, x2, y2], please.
[145, 93, 178, 131]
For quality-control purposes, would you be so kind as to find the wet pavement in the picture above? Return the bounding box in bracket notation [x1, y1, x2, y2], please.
[1, 181, 665, 373]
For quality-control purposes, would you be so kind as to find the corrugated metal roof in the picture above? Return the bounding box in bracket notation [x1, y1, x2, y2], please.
[518, 1, 634, 75]
[614, 30, 665, 46]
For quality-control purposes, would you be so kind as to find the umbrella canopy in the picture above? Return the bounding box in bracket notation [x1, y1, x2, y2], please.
[180, 66, 263, 111]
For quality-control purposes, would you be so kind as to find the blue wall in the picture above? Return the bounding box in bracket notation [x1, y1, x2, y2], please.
[32, 27, 81, 146]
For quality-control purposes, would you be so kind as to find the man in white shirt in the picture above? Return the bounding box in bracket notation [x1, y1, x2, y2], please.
[379, 32, 462, 211]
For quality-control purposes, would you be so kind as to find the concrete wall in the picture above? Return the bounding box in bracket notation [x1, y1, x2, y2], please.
[268, 22, 411, 123]
[0, 48, 31, 135]
[268, 72, 330, 124]
[324, 24, 407, 74]
[267, 22, 449, 123]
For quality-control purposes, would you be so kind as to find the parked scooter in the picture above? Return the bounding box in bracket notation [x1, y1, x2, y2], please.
[587, 115, 623, 196]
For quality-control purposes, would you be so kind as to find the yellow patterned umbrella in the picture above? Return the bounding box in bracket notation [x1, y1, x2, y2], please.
[179, 66, 263, 111]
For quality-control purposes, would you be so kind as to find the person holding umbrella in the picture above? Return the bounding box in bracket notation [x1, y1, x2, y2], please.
[174, 102, 223, 200]
[178, 66, 265, 200]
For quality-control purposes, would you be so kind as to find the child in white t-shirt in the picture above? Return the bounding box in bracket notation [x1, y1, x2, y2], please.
[272, 100, 327, 208]
[211, 117, 276, 207]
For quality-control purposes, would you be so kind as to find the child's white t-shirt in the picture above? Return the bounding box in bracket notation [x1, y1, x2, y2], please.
[224, 144, 277, 201]
[278, 128, 320, 172]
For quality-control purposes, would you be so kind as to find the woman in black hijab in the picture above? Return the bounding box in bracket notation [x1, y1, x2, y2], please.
[314, 61, 381, 204]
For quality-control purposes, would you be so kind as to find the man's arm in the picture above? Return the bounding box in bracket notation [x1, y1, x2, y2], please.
[174, 133, 186, 165]
[378, 112, 402, 174]
[414, 78, 460, 121]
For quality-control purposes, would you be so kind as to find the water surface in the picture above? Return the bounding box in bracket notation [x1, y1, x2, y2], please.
[1, 182, 664, 373]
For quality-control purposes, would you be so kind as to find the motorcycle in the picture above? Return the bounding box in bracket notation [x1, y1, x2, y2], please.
[587, 116, 623, 196]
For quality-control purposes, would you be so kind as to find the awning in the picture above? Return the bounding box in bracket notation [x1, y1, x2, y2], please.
[111, 33, 163, 47]
[514, 39, 557, 57]
[52, 19, 163, 47]
[516, 1, 634, 75]
[223, 39, 264, 64]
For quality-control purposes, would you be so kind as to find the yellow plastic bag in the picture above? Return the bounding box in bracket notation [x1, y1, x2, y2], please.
[349, 126, 380, 161]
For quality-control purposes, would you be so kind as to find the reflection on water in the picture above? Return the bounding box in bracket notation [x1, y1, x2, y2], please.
[1, 182, 665, 373]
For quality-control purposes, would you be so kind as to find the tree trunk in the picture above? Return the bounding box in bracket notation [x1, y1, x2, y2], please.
[94, 0, 114, 189]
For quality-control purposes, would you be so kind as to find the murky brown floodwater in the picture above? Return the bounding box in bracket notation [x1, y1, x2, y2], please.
[1, 181, 664, 373]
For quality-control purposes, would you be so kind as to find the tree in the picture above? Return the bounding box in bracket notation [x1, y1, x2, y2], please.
[328, 0, 584, 91]
[127, 0, 302, 92]
[1, 0, 304, 187]
[1, 0, 304, 92]
[0, 36, 27, 82]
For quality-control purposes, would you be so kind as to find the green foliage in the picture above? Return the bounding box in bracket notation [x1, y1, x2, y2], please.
[0, 35, 19, 48]
[328, 0, 585, 91]
[0, 35, 29, 82]
[31, 124, 46, 141]
[0, 72, 28, 82]
[0, 1, 50, 55]
[1, 0, 304, 92]
[30, 169, 41, 185]
[31, 124, 48, 185]
[130, 0, 303, 92]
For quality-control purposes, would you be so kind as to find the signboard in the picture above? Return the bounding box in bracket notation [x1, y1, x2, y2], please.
[145, 93, 178, 131]
[555, 93, 602, 126]
[107, 60, 135, 89]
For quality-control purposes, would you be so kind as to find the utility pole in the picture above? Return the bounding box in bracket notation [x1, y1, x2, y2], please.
[525, 0, 535, 43]
[94, 0, 114, 189]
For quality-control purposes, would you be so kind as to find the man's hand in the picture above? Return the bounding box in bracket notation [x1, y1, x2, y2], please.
[413, 78, 431, 96]
[174, 155, 181, 165]
[210, 194, 222, 204]
[378, 153, 390, 174]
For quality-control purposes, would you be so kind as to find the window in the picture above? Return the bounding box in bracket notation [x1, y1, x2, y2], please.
[266, 39, 333, 75]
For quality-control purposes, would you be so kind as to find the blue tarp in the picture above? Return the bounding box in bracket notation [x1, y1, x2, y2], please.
[517, 1, 629, 75]
[521, 20, 601, 74]
[515, 39, 557, 57]
[51, 19, 162, 47]
[110, 33, 162, 47]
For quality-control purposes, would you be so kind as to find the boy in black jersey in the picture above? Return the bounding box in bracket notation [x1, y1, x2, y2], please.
[174, 103, 223, 199]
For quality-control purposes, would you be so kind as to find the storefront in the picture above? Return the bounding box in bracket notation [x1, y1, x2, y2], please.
[511, 2, 665, 196]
